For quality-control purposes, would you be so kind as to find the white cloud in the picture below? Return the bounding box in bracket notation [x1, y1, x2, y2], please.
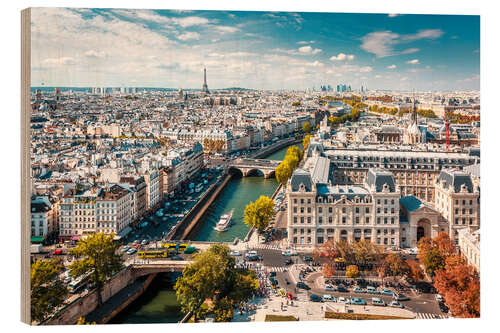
[177, 32, 200, 41]
[297, 40, 315, 44]
[360, 31, 399, 57]
[387, 64, 397, 69]
[401, 48, 419, 54]
[42, 57, 76, 66]
[329, 53, 355, 61]
[111, 9, 170, 24]
[298, 46, 322, 54]
[406, 59, 420, 64]
[168, 16, 212, 27]
[305, 61, 324, 67]
[458, 74, 480, 82]
[84, 50, 107, 58]
[214, 26, 239, 33]
[401, 77, 408, 81]
[359, 66, 373, 73]
[361, 29, 443, 57]
[388, 14, 400, 18]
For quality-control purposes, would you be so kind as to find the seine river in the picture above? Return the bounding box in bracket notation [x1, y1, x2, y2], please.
[111, 143, 300, 324]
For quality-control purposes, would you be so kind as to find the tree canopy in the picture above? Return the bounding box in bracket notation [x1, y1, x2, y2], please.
[302, 121, 312, 133]
[31, 259, 68, 323]
[69, 232, 124, 306]
[174, 244, 258, 322]
[243, 195, 275, 232]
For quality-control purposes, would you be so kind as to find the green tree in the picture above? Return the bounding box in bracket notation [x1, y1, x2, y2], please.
[302, 121, 312, 133]
[302, 134, 313, 151]
[213, 297, 234, 322]
[345, 265, 360, 278]
[31, 259, 68, 323]
[69, 232, 124, 306]
[174, 245, 257, 321]
[423, 247, 445, 277]
[243, 195, 275, 232]
[384, 253, 409, 277]
[275, 162, 293, 186]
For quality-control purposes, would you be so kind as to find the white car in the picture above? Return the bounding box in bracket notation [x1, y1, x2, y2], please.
[325, 285, 336, 291]
[337, 297, 350, 304]
[390, 300, 404, 308]
[230, 250, 241, 256]
[323, 294, 336, 302]
[246, 250, 257, 257]
[281, 249, 296, 256]
[435, 294, 443, 302]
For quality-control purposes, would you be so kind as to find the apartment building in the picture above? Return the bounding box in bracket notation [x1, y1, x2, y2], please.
[434, 169, 480, 243]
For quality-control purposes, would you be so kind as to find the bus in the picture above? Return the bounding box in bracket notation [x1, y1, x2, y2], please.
[138, 249, 168, 259]
[68, 272, 92, 294]
[162, 243, 188, 251]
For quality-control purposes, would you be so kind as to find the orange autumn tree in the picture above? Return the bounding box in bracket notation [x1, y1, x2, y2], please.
[406, 259, 424, 281]
[433, 255, 480, 318]
[322, 263, 336, 278]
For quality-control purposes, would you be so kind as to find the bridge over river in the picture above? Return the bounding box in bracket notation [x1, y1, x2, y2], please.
[229, 158, 281, 178]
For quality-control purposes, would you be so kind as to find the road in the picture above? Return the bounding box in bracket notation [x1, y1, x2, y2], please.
[237, 247, 447, 319]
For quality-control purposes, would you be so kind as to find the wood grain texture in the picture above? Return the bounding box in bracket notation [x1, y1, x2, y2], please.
[21, 7, 31, 325]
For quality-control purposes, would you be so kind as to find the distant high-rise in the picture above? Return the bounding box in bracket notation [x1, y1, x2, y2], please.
[54, 88, 61, 101]
[35, 89, 42, 101]
[202, 68, 209, 94]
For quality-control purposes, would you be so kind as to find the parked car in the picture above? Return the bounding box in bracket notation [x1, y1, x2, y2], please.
[126, 248, 137, 255]
[324, 285, 336, 291]
[270, 271, 277, 277]
[353, 287, 366, 293]
[337, 296, 350, 304]
[52, 249, 63, 255]
[230, 250, 241, 256]
[121, 246, 130, 253]
[381, 289, 394, 296]
[390, 300, 404, 308]
[336, 286, 348, 293]
[296, 282, 311, 290]
[323, 294, 336, 302]
[394, 293, 410, 301]
[371, 297, 386, 306]
[303, 256, 313, 262]
[246, 250, 258, 257]
[351, 298, 367, 305]
[438, 301, 449, 313]
[310, 294, 323, 302]
[366, 286, 378, 294]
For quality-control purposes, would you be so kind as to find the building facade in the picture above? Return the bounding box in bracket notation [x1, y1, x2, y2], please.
[458, 227, 480, 273]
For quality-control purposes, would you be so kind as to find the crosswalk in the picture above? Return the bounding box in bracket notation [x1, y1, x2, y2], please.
[267, 266, 288, 272]
[416, 313, 447, 319]
[250, 244, 282, 250]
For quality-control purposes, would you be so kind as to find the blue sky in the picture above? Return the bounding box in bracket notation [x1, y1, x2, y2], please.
[31, 8, 480, 91]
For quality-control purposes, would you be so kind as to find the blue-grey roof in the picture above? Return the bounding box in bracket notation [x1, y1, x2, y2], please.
[311, 156, 333, 184]
[399, 195, 422, 212]
[307, 142, 324, 157]
[316, 184, 368, 201]
[290, 168, 313, 192]
[438, 169, 474, 193]
[365, 168, 396, 192]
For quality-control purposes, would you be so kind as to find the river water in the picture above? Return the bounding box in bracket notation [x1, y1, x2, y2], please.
[112, 142, 301, 324]
[190, 142, 301, 242]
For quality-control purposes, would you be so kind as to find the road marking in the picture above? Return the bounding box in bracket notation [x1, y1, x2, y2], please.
[416, 313, 445, 319]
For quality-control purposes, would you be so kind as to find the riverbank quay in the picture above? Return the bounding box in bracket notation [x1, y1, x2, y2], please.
[166, 172, 232, 241]
[85, 274, 157, 324]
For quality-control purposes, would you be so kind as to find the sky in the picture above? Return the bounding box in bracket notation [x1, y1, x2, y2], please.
[31, 8, 480, 91]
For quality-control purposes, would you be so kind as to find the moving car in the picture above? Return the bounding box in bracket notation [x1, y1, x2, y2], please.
[371, 297, 386, 306]
[435, 294, 443, 302]
[281, 249, 296, 256]
[309, 294, 323, 302]
[323, 294, 336, 302]
[390, 300, 404, 308]
[394, 293, 410, 301]
[284, 259, 293, 265]
[303, 256, 313, 262]
[296, 282, 311, 290]
[351, 298, 367, 305]
[438, 301, 449, 313]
